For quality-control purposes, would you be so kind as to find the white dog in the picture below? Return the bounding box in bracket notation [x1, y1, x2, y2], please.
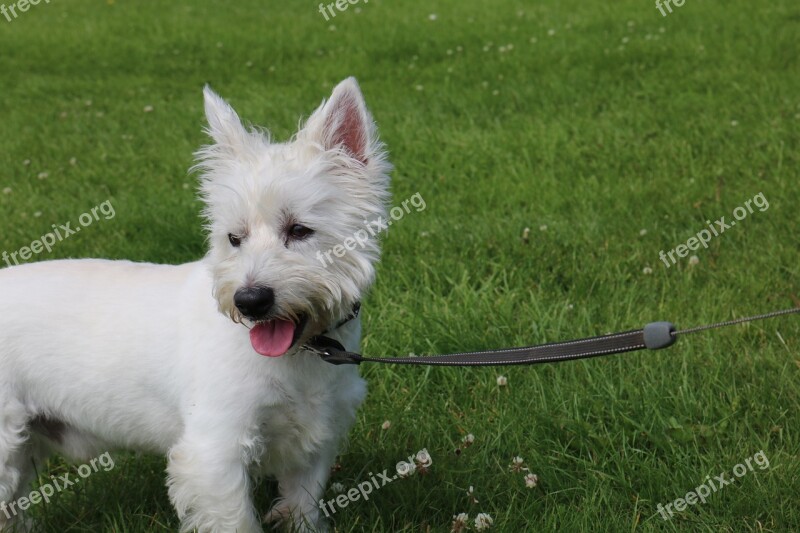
[0, 77, 391, 532]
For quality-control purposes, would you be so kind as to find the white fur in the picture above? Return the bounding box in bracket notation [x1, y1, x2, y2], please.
[0, 77, 391, 532]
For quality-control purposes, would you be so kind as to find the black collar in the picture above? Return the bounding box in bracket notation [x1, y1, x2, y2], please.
[329, 302, 361, 332]
[304, 302, 360, 362]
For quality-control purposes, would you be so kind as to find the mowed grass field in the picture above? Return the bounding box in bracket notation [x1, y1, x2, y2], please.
[1, 0, 799, 531]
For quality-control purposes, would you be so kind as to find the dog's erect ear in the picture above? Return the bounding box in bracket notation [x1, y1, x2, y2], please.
[202, 86, 249, 149]
[303, 77, 373, 164]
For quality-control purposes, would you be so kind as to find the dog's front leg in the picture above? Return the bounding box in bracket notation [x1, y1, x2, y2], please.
[264, 449, 336, 533]
[166, 435, 262, 533]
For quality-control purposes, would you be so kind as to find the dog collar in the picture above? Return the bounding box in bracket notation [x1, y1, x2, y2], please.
[331, 302, 360, 331]
[304, 302, 360, 361]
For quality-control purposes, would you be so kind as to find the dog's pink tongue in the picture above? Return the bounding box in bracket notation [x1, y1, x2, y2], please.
[250, 319, 296, 357]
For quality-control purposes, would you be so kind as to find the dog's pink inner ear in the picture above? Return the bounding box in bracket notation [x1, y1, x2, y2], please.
[326, 95, 368, 164]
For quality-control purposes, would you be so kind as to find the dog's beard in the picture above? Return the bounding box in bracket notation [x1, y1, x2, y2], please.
[220, 295, 328, 357]
[213, 270, 354, 358]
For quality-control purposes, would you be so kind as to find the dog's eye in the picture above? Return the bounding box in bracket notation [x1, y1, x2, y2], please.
[288, 224, 314, 241]
[228, 233, 242, 247]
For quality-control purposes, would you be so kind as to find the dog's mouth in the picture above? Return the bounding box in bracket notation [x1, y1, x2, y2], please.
[249, 314, 308, 357]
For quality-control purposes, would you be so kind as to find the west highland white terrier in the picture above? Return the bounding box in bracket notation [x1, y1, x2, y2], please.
[0, 77, 391, 532]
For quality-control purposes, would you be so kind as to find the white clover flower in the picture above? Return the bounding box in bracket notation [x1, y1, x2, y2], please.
[381, 420, 392, 430]
[689, 255, 700, 266]
[37, 172, 49, 179]
[331, 482, 345, 494]
[143, 105, 154, 113]
[525, 473, 539, 488]
[2, 187, 11, 195]
[496, 375, 507, 386]
[643, 266, 653, 275]
[415, 449, 433, 468]
[451, 513, 469, 533]
[396, 461, 416, 478]
[474, 512, 494, 530]
[510, 456, 529, 473]
[463, 434, 475, 446]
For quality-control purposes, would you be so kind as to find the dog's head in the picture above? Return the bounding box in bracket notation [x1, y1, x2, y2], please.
[195, 78, 391, 357]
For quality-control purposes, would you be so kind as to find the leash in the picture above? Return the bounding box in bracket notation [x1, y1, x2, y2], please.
[306, 307, 800, 366]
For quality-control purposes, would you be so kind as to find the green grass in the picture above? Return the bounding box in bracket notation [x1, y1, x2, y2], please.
[1, 0, 799, 531]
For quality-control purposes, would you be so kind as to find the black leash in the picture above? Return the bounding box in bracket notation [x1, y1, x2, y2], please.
[306, 307, 800, 366]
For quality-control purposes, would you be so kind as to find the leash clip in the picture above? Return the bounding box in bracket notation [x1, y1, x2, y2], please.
[304, 336, 362, 365]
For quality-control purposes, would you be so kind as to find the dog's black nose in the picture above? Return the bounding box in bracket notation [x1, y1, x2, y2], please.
[234, 287, 275, 319]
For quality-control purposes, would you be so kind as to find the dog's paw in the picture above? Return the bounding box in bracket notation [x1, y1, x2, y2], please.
[263, 504, 327, 533]
[263, 503, 291, 527]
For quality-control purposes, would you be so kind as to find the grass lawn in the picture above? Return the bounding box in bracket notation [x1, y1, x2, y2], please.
[1, 0, 799, 531]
